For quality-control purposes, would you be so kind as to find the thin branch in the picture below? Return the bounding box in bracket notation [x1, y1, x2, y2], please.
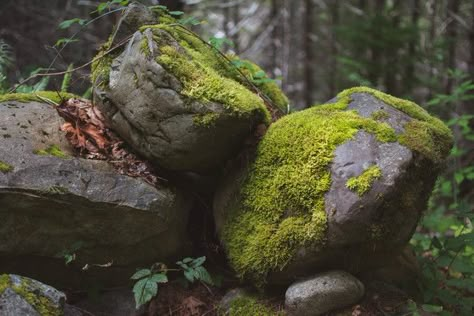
[9, 35, 132, 93]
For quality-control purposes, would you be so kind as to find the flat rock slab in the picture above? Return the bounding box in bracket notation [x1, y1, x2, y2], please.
[0, 100, 191, 273]
[285, 270, 364, 316]
[0, 274, 66, 316]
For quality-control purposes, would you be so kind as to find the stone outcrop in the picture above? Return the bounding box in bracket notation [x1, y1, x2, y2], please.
[214, 87, 453, 284]
[0, 99, 191, 272]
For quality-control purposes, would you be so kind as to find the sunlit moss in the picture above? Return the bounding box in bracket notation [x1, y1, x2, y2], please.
[11, 278, 61, 316]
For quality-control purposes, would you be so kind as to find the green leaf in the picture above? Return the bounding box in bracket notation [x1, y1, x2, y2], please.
[191, 256, 206, 268]
[130, 269, 151, 280]
[169, 11, 184, 16]
[149, 273, 168, 284]
[432, 236, 443, 249]
[182, 257, 193, 264]
[97, 2, 110, 14]
[422, 304, 443, 313]
[133, 277, 158, 309]
[58, 18, 86, 29]
[184, 269, 195, 283]
[194, 266, 213, 285]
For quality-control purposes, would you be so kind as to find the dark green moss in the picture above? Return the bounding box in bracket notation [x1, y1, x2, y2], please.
[371, 109, 390, 121]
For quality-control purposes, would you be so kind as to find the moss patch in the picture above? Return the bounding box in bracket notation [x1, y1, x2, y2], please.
[371, 109, 390, 121]
[34, 144, 69, 159]
[0, 161, 13, 173]
[12, 278, 61, 316]
[336, 87, 453, 163]
[0, 274, 9, 294]
[346, 165, 382, 196]
[226, 296, 279, 316]
[222, 94, 397, 284]
[0, 91, 77, 104]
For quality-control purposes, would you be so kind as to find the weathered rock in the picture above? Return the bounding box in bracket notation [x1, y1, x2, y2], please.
[0, 274, 66, 316]
[0, 99, 191, 276]
[214, 87, 453, 285]
[92, 4, 287, 172]
[285, 271, 364, 316]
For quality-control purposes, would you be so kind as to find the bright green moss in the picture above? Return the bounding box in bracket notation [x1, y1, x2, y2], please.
[0, 161, 13, 173]
[223, 96, 397, 284]
[0, 91, 77, 104]
[371, 109, 390, 121]
[12, 278, 61, 316]
[0, 274, 9, 294]
[346, 165, 382, 196]
[336, 86, 453, 162]
[91, 35, 117, 89]
[34, 144, 69, 159]
[227, 56, 289, 113]
[227, 296, 279, 316]
[157, 43, 270, 123]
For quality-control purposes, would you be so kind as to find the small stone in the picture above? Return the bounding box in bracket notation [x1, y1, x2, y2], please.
[285, 270, 365, 316]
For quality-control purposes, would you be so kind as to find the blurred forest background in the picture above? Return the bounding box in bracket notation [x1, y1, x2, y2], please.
[0, 0, 473, 313]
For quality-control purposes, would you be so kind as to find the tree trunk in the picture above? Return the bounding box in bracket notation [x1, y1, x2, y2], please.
[445, 0, 460, 94]
[303, 0, 314, 107]
[404, 0, 420, 95]
[329, 0, 339, 97]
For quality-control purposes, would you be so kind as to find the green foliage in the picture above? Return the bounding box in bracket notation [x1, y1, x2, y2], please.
[55, 241, 84, 265]
[410, 72, 474, 315]
[226, 296, 278, 316]
[176, 256, 213, 285]
[61, 64, 73, 92]
[58, 18, 86, 30]
[131, 257, 213, 309]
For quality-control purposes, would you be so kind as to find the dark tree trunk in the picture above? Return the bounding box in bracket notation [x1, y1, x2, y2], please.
[303, 0, 314, 107]
[445, 0, 460, 94]
[329, 0, 339, 98]
[404, 0, 420, 94]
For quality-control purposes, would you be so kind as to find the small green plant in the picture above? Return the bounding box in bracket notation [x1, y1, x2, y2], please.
[55, 241, 84, 265]
[131, 256, 213, 309]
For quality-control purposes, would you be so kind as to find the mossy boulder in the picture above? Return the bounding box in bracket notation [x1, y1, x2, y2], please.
[0, 274, 66, 316]
[214, 87, 453, 285]
[92, 3, 286, 172]
[0, 98, 191, 286]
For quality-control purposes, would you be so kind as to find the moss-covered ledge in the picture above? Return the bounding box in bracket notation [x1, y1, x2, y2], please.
[0, 91, 78, 104]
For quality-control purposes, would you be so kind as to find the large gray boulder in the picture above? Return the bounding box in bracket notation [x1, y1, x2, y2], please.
[285, 270, 365, 316]
[93, 4, 273, 172]
[214, 87, 453, 285]
[0, 99, 191, 274]
[0, 274, 66, 316]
